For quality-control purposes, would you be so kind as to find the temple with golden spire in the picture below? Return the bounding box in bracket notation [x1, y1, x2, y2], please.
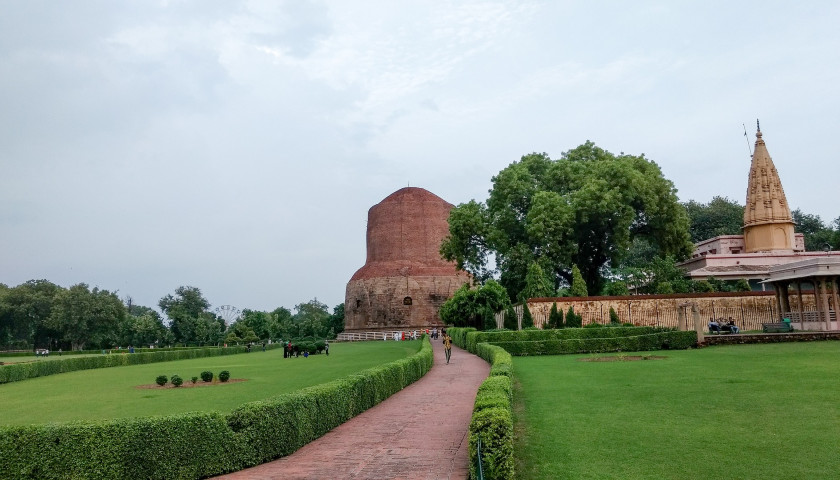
[680, 123, 838, 286]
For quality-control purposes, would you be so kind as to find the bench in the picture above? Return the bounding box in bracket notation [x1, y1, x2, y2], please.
[762, 322, 794, 333]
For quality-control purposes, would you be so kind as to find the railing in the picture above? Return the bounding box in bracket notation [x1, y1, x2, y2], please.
[336, 330, 427, 342]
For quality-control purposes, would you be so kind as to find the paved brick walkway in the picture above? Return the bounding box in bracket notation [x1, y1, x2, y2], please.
[215, 339, 489, 480]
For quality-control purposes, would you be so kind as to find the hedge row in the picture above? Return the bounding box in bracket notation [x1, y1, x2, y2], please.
[0, 337, 433, 479]
[488, 330, 697, 356]
[463, 326, 676, 352]
[468, 343, 514, 480]
[0, 344, 285, 384]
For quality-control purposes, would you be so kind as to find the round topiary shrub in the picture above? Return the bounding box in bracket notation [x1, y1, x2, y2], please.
[218, 370, 230, 382]
[155, 375, 168, 386]
[200, 371, 213, 382]
[191, 376, 198, 384]
[171, 374, 183, 387]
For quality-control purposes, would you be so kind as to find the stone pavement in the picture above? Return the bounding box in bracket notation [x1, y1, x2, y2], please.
[214, 338, 490, 480]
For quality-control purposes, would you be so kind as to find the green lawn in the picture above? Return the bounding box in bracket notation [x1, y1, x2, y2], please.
[514, 342, 840, 480]
[0, 341, 420, 426]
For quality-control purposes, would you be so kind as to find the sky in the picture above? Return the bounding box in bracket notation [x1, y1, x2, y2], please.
[2, 1, 839, 316]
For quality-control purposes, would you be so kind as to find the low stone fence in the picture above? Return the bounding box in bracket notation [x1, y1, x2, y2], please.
[501, 291, 819, 332]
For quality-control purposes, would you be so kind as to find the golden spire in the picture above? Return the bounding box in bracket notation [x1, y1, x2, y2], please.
[743, 124, 793, 226]
[742, 122, 795, 252]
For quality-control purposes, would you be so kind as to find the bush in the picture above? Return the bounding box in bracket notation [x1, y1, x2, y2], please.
[0, 345, 265, 385]
[191, 376, 198, 384]
[219, 371, 230, 382]
[201, 371, 213, 383]
[171, 375, 183, 387]
[609, 307, 620, 325]
[469, 343, 514, 480]
[155, 375, 168, 386]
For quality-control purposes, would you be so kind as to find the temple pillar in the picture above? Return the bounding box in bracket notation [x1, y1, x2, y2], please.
[773, 283, 784, 321]
[796, 281, 805, 324]
[779, 283, 791, 316]
[820, 278, 832, 330]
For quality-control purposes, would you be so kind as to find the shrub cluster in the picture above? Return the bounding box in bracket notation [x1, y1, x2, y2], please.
[0, 346, 252, 385]
[0, 338, 434, 479]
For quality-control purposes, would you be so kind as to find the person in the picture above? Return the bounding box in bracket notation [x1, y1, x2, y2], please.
[383, 333, 387, 341]
[432, 327, 438, 339]
[325, 342, 330, 356]
[262, 342, 266, 352]
[727, 319, 740, 334]
[304, 350, 309, 358]
[59, 348, 62, 356]
[443, 332, 452, 364]
[708, 319, 721, 334]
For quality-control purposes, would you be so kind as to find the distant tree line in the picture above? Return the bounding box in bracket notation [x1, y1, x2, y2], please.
[0, 281, 344, 351]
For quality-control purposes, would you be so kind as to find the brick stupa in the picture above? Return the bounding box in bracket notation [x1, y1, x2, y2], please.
[344, 187, 470, 331]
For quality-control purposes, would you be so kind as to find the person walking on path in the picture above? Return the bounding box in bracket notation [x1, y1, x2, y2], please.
[443, 332, 452, 364]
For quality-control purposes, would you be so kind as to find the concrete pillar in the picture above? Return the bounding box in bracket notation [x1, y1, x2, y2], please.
[773, 283, 784, 321]
[832, 277, 840, 330]
[796, 281, 805, 324]
[677, 307, 686, 331]
[820, 278, 832, 330]
[813, 279, 825, 330]
[779, 283, 791, 316]
[692, 306, 704, 344]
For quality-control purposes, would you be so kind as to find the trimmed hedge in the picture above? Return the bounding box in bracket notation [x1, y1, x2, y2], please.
[489, 331, 697, 356]
[0, 338, 434, 479]
[0, 346, 257, 384]
[469, 343, 514, 480]
[463, 326, 678, 353]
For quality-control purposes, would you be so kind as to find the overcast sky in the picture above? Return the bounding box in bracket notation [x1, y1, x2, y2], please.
[2, 1, 838, 316]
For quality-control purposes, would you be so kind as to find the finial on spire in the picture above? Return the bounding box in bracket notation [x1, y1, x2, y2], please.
[756, 119, 762, 139]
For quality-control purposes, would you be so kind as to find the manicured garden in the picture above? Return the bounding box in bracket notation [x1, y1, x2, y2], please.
[513, 342, 840, 479]
[0, 341, 419, 426]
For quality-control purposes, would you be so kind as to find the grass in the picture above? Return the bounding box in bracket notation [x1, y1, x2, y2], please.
[513, 342, 840, 480]
[0, 341, 420, 426]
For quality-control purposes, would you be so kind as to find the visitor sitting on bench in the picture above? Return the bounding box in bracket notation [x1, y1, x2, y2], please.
[727, 319, 740, 334]
[708, 319, 721, 333]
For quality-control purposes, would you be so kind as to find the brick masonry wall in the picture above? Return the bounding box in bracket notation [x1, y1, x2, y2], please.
[345, 187, 471, 331]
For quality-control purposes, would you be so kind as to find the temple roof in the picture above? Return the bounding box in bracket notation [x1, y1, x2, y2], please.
[743, 126, 793, 227]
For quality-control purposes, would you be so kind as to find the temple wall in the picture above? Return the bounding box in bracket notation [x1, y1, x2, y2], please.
[504, 292, 817, 332]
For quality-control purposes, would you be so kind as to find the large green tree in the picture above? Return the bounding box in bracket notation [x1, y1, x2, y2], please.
[0, 280, 62, 348]
[158, 286, 212, 344]
[439, 281, 510, 330]
[792, 209, 839, 251]
[47, 284, 125, 350]
[683, 196, 744, 243]
[441, 144, 692, 299]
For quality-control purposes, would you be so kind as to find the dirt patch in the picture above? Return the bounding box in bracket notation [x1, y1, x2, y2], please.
[578, 355, 667, 362]
[134, 379, 247, 389]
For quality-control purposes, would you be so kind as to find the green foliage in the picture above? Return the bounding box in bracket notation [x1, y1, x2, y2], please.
[159, 286, 216, 345]
[569, 264, 588, 297]
[201, 371, 213, 382]
[468, 344, 514, 480]
[609, 307, 620, 325]
[683, 196, 744, 242]
[734, 279, 752, 292]
[694, 280, 714, 292]
[547, 303, 563, 329]
[440, 145, 693, 300]
[565, 306, 581, 328]
[155, 375, 167, 386]
[191, 376, 198, 384]
[603, 280, 630, 296]
[171, 374, 183, 387]
[0, 345, 257, 384]
[519, 262, 554, 301]
[491, 330, 697, 355]
[439, 281, 510, 330]
[521, 303, 534, 329]
[792, 209, 840, 251]
[0, 339, 435, 479]
[218, 371, 230, 382]
[503, 305, 518, 330]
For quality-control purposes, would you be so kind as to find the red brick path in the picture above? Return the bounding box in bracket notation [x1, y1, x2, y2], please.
[214, 339, 489, 480]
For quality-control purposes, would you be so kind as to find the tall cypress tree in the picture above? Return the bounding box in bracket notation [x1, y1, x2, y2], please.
[522, 302, 535, 329]
[548, 302, 564, 329]
[566, 305, 581, 328]
[504, 305, 518, 330]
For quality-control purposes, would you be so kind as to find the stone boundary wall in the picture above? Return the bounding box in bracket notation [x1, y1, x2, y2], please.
[501, 292, 818, 332]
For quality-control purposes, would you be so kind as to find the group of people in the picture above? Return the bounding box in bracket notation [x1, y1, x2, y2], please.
[708, 318, 740, 334]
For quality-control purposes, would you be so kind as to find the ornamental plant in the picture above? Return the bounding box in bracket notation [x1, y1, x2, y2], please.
[171, 375, 183, 387]
[155, 375, 168, 386]
[191, 376, 198, 384]
[200, 371, 213, 382]
[218, 370, 230, 382]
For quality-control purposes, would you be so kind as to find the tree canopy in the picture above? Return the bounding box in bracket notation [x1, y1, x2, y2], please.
[683, 196, 744, 243]
[441, 143, 693, 300]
